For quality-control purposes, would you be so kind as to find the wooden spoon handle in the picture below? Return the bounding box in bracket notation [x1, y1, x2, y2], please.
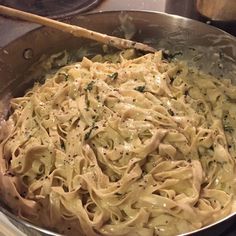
[0, 5, 156, 53]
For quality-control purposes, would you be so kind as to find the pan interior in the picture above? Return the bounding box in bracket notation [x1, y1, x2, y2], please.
[0, 10, 236, 236]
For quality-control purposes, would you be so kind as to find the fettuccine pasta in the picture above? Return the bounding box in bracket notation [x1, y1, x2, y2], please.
[0, 50, 236, 236]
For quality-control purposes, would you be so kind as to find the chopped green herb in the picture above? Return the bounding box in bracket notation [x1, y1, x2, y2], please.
[84, 124, 96, 140]
[134, 85, 145, 92]
[84, 129, 92, 140]
[223, 125, 234, 133]
[167, 109, 174, 116]
[162, 51, 183, 61]
[184, 90, 189, 96]
[176, 70, 182, 75]
[209, 145, 214, 151]
[85, 93, 90, 109]
[85, 81, 95, 91]
[114, 192, 127, 199]
[108, 72, 118, 80]
[60, 140, 65, 150]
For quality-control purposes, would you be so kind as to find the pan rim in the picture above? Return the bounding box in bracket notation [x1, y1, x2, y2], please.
[0, 9, 236, 236]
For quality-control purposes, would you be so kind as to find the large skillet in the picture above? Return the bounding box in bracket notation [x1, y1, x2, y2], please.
[0, 11, 236, 236]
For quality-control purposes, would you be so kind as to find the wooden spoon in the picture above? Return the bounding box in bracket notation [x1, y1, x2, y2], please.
[0, 5, 156, 53]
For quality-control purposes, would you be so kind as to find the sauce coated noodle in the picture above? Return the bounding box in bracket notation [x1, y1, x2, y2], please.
[0, 50, 236, 236]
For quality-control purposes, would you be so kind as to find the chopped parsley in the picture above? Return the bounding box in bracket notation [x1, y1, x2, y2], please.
[84, 127, 94, 140]
[162, 51, 183, 62]
[167, 109, 174, 116]
[85, 93, 90, 109]
[108, 72, 118, 80]
[85, 81, 95, 91]
[134, 85, 145, 93]
[223, 124, 234, 133]
[84, 124, 98, 140]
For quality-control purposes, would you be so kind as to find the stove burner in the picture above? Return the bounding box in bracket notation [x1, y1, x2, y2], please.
[0, 0, 101, 18]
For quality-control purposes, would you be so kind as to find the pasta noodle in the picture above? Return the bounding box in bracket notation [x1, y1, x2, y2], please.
[0, 50, 236, 236]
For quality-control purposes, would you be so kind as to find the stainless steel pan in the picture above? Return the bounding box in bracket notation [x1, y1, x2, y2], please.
[0, 10, 236, 236]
